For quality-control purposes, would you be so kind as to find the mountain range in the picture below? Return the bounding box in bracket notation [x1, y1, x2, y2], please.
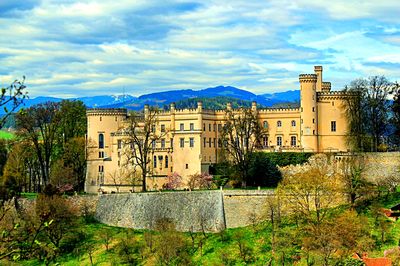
[0, 86, 300, 114]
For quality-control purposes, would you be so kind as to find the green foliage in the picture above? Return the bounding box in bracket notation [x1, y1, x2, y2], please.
[170, 96, 262, 110]
[262, 152, 313, 167]
[247, 152, 281, 187]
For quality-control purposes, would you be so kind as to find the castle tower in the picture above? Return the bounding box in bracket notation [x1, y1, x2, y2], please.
[314, 66, 323, 92]
[85, 108, 127, 193]
[299, 74, 318, 152]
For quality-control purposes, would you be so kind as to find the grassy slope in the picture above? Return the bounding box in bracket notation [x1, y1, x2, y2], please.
[20, 193, 400, 265]
[0, 130, 14, 140]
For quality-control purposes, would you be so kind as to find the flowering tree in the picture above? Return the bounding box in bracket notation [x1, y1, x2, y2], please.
[163, 172, 182, 190]
[187, 173, 214, 190]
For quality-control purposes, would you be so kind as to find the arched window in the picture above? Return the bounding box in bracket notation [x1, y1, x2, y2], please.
[277, 120, 282, 127]
[98, 134, 104, 148]
[153, 155, 157, 168]
[165, 156, 169, 168]
[263, 121, 268, 129]
[291, 120, 296, 127]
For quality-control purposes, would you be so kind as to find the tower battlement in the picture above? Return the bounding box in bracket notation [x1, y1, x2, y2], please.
[299, 74, 317, 82]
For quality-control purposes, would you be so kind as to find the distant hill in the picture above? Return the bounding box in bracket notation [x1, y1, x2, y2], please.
[0, 86, 300, 114]
[169, 96, 261, 110]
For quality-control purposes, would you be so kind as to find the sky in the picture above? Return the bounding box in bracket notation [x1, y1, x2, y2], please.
[0, 0, 399, 98]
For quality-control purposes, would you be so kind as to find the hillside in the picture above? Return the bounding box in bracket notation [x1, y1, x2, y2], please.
[0, 87, 300, 114]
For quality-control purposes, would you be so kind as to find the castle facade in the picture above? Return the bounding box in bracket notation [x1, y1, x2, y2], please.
[85, 66, 350, 193]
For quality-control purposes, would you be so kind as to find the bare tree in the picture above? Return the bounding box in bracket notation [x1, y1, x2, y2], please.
[220, 108, 265, 186]
[343, 76, 396, 151]
[0, 77, 28, 128]
[122, 106, 167, 192]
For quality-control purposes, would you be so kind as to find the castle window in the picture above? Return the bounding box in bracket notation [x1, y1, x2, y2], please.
[313, 119, 315, 124]
[180, 138, 184, 148]
[313, 130, 315, 135]
[165, 156, 169, 168]
[115, 116, 117, 121]
[161, 124, 165, 132]
[118, 161, 120, 166]
[180, 123, 184, 131]
[190, 123, 194, 131]
[213, 138, 216, 148]
[170, 138, 173, 148]
[291, 136, 297, 146]
[190, 137, 194, 147]
[99, 151, 104, 158]
[204, 137, 206, 148]
[218, 138, 222, 148]
[331, 121, 336, 132]
[218, 124, 222, 132]
[263, 121, 268, 129]
[98, 134, 104, 148]
[277, 121, 282, 127]
[203, 123, 206, 131]
[161, 139, 165, 148]
[213, 124, 216, 131]
[277, 136, 282, 146]
[332, 101, 335, 106]
[100, 116, 102, 121]
[312, 107, 315, 112]
[186, 164, 189, 169]
[117, 140, 122, 149]
[154, 155, 157, 168]
[98, 165, 104, 172]
[209, 138, 212, 148]
[291, 120, 296, 127]
[209, 124, 211, 131]
[152, 140, 156, 149]
[151, 125, 156, 133]
[263, 137, 268, 146]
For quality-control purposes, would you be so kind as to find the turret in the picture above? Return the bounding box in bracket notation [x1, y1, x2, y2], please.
[144, 104, 149, 120]
[170, 102, 176, 131]
[314, 66, 323, 92]
[251, 101, 257, 115]
[299, 74, 318, 152]
[322, 82, 331, 92]
[226, 102, 232, 111]
[197, 101, 203, 130]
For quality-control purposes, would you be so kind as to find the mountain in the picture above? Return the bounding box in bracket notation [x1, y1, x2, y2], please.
[0, 86, 300, 114]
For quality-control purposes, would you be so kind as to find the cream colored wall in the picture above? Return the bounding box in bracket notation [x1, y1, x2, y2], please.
[317, 96, 348, 152]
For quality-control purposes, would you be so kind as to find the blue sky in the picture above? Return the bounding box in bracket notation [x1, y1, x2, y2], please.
[0, 0, 399, 98]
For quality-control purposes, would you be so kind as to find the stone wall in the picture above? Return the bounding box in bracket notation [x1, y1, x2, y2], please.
[222, 190, 274, 228]
[94, 190, 273, 232]
[95, 191, 225, 232]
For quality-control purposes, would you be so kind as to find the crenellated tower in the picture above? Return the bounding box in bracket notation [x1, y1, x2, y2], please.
[299, 74, 318, 152]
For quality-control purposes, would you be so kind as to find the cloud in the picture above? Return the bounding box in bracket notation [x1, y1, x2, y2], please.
[0, 0, 399, 97]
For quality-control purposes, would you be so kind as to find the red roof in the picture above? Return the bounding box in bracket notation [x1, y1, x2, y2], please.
[362, 257, 392, 266]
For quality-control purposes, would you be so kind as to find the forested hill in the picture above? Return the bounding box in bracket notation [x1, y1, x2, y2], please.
[167, 96, 299, 110]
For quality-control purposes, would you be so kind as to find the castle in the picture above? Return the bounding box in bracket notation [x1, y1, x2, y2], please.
[85, 66, 350, 193]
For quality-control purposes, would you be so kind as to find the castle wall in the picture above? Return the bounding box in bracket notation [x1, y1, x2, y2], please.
[95, 190, 226, 232]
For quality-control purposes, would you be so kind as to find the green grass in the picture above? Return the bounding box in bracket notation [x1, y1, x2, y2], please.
[20, 193, 38, 200]
[0, 130, 14, 140]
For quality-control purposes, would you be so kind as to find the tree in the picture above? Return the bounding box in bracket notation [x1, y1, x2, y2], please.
[391, 83, 400, 145]
[16, 102, 62, 186]
[248, 152, 281, 187]
[62, 137, 87, 191]
[58, 100, 87, 144]
[339, 154, 374, 208]
[0, 77, 27, 128]
[122, 107, 167, 192]
[221, 108, 265, 186]
[343, 76, 396, 151]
